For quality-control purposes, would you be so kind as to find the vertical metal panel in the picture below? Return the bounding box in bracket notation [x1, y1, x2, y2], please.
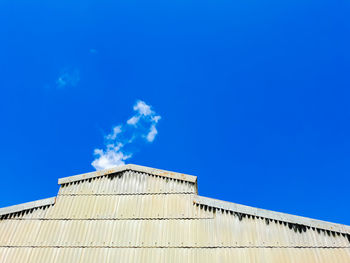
[53, 248, 83, 262]
[0, 247, 6, 262]
[9, 220, 42, 246]
[58, 171, 196, 195]
[1, 219, 348, 248]
[1, 168, 350, 262]
[1, 248, 32, 263]
[0, 219, 18, 246]
[1, 248, 350, 263]
[27, 247, 56, 263]
[44, 194, 213, 219]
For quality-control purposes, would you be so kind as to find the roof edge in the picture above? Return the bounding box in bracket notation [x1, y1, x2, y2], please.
[0, 197, 56, 216]
[58, 164, 197, 185]
[194, 195, 350, 235]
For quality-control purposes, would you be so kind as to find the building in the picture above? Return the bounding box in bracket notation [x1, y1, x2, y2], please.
[0, 164, 349, 262]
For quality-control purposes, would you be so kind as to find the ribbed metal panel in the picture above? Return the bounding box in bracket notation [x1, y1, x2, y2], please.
[1, 194, 211, 220]
[58, 171, 196, 195]
[0, 247, 32, 263]
[47, 194, 211, 219]
[0, 248, 350, 263]
[1, 166, 349, 262]
[1, 205, 52, 220]
[1, 218, 349, 248]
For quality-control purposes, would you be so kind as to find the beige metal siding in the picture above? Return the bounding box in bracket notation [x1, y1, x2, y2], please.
[58, 170, 196, 195]
[0, 166, 349, 262]
[45, 194, 212, 219]
[1, 248, 350, 263]
[1, 205, 52, 220]
[1, 218, 349, 248]
[1, 194, 212, 220]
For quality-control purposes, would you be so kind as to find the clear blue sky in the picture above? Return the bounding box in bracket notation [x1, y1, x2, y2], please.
[1, 0, 349, 225]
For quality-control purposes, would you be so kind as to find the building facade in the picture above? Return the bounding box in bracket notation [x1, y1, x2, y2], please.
[0, 164, 349, 262]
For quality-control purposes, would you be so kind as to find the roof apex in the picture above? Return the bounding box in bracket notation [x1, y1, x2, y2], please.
[58, 164, 197, 185]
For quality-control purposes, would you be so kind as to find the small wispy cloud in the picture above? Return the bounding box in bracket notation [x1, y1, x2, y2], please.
[56, 67, 80, 89]
[91, 100, 161, 170]
[146, 125, 158, 142]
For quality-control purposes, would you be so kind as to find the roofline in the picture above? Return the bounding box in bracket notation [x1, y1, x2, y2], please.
[0, 197, 56, 216]
[194, 195, 350, 235]
[58, 164, 197, 185]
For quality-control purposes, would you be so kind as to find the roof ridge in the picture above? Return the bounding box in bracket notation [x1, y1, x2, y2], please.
[0, 197, 56, 217]
[194, 195, 350, 235]
[58, 164, 197, 185]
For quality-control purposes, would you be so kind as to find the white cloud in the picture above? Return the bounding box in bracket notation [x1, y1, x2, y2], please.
[91, 100, 161, 170]
[134, 100, 153, 116]
[105, 126, 122, 140]
[127, 116, 140, 125]
[91, 148, 130, 170]
[146, 125, 158, 142]
[152, 115, 161, 123]
[127, 100, 161, 126]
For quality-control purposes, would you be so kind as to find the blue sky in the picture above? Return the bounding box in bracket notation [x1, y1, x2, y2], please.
[1, 0, 349, 225]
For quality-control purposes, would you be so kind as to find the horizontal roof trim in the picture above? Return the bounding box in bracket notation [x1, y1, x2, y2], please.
[0, 197, 56, 216]
[194, 196, 350, 235]
[58, 164, 197, 185]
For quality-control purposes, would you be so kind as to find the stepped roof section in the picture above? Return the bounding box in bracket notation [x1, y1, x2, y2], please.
[58, 164, 197, 185]
[0, 164, 349, 235]
[0, 164, 350, 234]
[0, 197, 56, 217]
[1, 164, 350, 262]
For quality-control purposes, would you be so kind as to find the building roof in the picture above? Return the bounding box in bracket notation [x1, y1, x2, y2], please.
[0, 164, 349, 262]
[58, 164, 197, 184]
[194, 196, 350, 234]
[0, 197, 56, 217]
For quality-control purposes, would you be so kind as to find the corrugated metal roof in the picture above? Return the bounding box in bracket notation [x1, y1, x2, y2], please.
[58, 170, 196, 195]
[0, 197, 55, 217]
[0, 164, 349, 262]
[194, 195, 350, 234]
[16, 194, 211, 220]
[58, 164, 197, 185]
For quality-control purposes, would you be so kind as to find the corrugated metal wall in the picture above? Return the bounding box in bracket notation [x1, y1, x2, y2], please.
[1, 247, 350, 263]
[0, 170, 349, 262]
[1, 218, 349, 248]
[58, 170, 196, 195]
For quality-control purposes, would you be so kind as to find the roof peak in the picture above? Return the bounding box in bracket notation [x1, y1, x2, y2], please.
[58, 164, 197, 185]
